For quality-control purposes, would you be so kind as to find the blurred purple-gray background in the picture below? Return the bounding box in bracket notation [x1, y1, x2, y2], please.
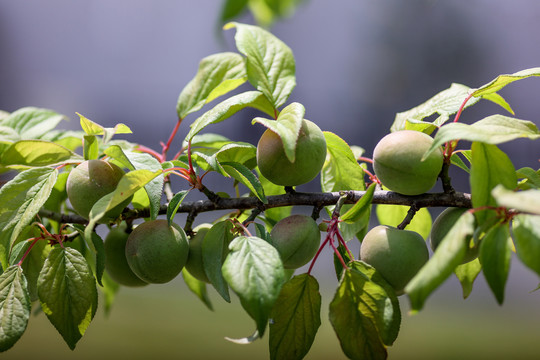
[1, 1, 540, 359]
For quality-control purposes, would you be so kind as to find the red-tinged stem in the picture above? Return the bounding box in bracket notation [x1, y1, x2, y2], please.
[161, 118, 183, 160]
[358, 156, 374, 164]
[273, 108, 278, 120]
[137, 145, 163, 162]
[335, 229, 354, 261]
[307, 236, 331, 275]
[187, 139, 195, 175]
[361, 167, 380, 184]
[453, 92, 475, 124]
[17, 237, 41, 267]
[328, 235, 349, 271]
[444, 92, 475, 159]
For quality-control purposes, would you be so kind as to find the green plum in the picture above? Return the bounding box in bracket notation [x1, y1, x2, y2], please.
[125, 219, 189, 284]
[104, 223, 148, 287]
[185, 224, 212, 283]
[360, 225, 429, 295]
[373, 130, 443, 195]
[269, 214, 321, 269]
[66, 159, 132, 221]
[256, 119, 327, 186]
[430, 207, 478, 264]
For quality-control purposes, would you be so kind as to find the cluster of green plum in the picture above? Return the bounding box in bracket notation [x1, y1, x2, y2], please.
[65, 124, 474, 296]
[65, 158, 323, 287]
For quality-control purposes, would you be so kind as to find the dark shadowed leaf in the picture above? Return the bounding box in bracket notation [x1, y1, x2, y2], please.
[269, 274, 321, 360]
[479, 224, 512, 305]
[182, 269, 213, 311]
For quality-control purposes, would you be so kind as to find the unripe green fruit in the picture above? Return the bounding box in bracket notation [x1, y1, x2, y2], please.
[373, 130, 443, 195]
[125, 219, 189, 284]
[104, 224, 148, 287]
[256, 119, 327, 186]
[269, 214, 321, 269]
[66, 160, 132, 220]
[185, 224, 212, 283]
[360, 225, 429, 295]
[430, 207, 478, 264]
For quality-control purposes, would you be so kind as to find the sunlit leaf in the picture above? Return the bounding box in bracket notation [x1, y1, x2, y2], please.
[0, 167, 57, 269]
[405, 211, 475, 311]
[177, 52, 247, 119]
[38, 247, 98, 349]
[0, 266, 31, 352]
[222, 236, 285, 336]
[226, 22, 296, 109]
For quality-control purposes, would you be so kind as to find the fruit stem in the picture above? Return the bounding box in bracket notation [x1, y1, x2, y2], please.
[307, 235, 330, 275]
[161, 117, 183, 161]
[16, 237, 41, 267]
[357, 156, 374, 164]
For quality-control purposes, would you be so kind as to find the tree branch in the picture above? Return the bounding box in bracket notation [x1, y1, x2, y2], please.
[39, 190, 472, 225]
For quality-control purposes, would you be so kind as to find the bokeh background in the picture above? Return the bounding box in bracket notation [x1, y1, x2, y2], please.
[1, 0, 540, 359]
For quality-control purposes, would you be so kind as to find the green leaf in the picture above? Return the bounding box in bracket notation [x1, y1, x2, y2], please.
[220, 0, 249, 25]
[193, 142, 256, 174]
[0, 107, 66, 139]
[517, 167, 540, 189]
[85, 169, 162, 241]
[470, 142, 517, 222]
[341, 183, 376, 224]
[0, 266, 31, 352]
[329, 261, 401, 360]
[77, 113, 132, 144]
[108, 149, 165, 221]
[186, 90, 274, 141]
[177, 52, 247, 119]
[252, 102, 305, 162]
[37, 247, 98, 349]
[376, 204, 432, 240]
[391, 83, 479, 132]
[450, 152, 471, 173]
[89, 232, 105, 287]
[182, 269, 213, 311]
[471, 67, 540, 98]
[479, 224, 512, 305]
[454, 258, 482, 299]
[203, 221, 235, 302]
[221, 162, 267, 203]
[512, 215, 540, 278]
[1, 140, 82, 167]
[226, 22, 296, 109]
[424, 115, 540, 159]
[492, 185, 540, 215]
[222, 236, 286, 336]
[83, 135, 99, 160]
[166, 190, 190, 226]
[405, 211, 476, 311]
[0, 167, 57, 269]
[321, 132, 366, 241]
[269, 274, 321, 360]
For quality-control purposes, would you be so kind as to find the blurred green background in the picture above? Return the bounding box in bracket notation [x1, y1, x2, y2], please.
[5, 255, 540, 359]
